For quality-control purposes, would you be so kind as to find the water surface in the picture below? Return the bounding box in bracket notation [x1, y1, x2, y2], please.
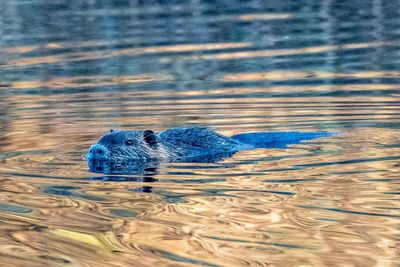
[1, 0, 400, 266]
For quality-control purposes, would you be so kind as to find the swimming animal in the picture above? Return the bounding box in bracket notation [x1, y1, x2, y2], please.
[87, 127, 333, 164]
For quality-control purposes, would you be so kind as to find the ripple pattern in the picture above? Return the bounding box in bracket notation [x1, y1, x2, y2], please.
[1, 0, 400, 266]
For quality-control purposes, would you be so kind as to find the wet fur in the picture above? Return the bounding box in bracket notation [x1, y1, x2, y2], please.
[87, 127, 333, 163]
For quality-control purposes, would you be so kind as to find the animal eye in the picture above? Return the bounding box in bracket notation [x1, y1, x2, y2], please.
[125, 140, 134, 146]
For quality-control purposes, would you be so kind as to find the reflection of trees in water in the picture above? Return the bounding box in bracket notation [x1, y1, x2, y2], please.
[0, 94, 11, 151]
[0, 0, 399, 140]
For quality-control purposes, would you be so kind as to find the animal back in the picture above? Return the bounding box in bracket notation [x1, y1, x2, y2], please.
[159, 127, 245, 158]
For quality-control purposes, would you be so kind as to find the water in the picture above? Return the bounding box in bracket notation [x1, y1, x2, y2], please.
[1, 0, 399, 266]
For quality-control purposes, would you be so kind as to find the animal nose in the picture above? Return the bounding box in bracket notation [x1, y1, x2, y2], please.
[88, 144, 108, 159]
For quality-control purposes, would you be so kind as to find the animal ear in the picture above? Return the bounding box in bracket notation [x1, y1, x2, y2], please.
[143, 130, 157, 146]
[110, 129, 120, 133]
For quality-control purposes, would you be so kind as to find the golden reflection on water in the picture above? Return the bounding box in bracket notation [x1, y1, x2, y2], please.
[11, 74, 172, 89]
[4, 42, 251, 67]
[222, 70, 400, 81]
[4, 40, 395, 69]
[180, 41, 396, 61]
[234, 13, 293, 21]
[9, 75, 400, 93]
[1, 8, 400, 265]
[2, 76, 400, 266]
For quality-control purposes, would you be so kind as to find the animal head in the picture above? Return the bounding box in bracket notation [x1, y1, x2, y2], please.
[87, 129, 174, 162]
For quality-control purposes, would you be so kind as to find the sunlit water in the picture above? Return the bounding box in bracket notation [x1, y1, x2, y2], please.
[1, 0, 400, 266]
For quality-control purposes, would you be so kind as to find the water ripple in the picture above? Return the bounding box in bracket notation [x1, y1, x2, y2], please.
[1, 0, 400, 265]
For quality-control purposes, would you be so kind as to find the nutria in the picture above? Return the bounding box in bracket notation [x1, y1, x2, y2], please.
[87, 127, 333, 164]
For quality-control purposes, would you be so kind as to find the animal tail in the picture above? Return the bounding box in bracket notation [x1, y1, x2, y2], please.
[231, 131, 335, 148]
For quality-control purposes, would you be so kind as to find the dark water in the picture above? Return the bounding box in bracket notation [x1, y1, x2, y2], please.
[1, 0, 400, 266]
